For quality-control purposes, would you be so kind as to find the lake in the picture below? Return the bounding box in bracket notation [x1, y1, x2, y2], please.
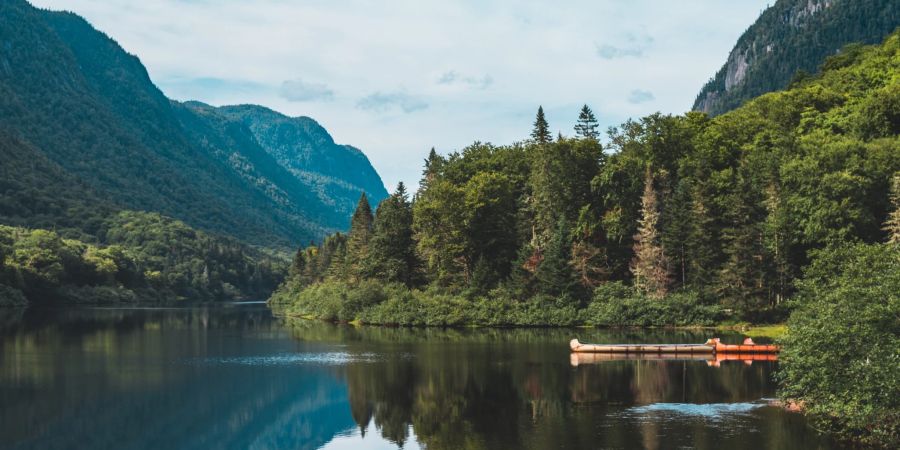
[0, 304, 834, 449]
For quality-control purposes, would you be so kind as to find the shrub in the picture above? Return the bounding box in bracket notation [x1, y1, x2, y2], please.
[778, 243, 899, 447]
[582, 282, 723, 326]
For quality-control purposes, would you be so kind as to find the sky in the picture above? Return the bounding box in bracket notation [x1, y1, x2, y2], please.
[32, 0, 771, 191]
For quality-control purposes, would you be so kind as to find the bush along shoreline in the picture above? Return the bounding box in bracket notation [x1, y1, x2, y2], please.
[777, 242, 899, 447]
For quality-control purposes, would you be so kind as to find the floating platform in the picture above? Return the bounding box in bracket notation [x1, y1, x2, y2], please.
[569, 338, 779, 354]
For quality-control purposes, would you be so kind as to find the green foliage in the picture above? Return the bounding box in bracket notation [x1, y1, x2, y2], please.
[779, 243, 900, 446]
[536, 219, 578, 299]
[367, 183, 419, 286]
[283, 279, 581, 327]
[346, 194, 374, 280]
[886, 173, 900, 243]
[631, 167, 670, 298]
[530, 137, 603, 246]
[582, 282, 724, 327]
[574, 104, 600, 140]
[531, 106, 551, 145]
[0, 213, 287, 305]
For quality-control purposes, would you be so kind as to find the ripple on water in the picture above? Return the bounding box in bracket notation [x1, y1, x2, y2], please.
[622, 400, 770, 422]
[184, 352, 382, 366]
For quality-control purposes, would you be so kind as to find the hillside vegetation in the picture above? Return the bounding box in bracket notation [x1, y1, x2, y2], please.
[0, 212, 286, 306]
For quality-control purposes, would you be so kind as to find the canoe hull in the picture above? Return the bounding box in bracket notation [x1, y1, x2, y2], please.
[706, 338, 780, 353]
[570, 352, 779, 367]
[569, 339, 714, 354]
[569, 338, 780, 354]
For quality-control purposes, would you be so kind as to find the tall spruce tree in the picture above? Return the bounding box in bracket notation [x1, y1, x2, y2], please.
[536, 218, 577, 298]
[885, 173, 900, 244]
[574, 104, 600, 140]
[531, 106, 551, 145]
[290, 247, 306, 278]
[631, 167, 670, 298]
[717, 175, 767, 311]
[346, 193, 374, 280]
[421, 147, 444, 190]
[367, 182, 419, 285]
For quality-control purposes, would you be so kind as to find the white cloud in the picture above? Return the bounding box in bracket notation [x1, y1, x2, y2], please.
[357, 91, 428, 113]
[596, 32, 654, 59]
[30, 0, 772, 190]
[628, 89, 655, 104]
[437, 71, 493, 90]
[279, 79, 334, 102]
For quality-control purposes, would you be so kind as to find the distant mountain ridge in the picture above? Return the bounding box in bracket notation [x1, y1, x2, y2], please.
[215, 104, 387, 220]
[693, 0, 900, 116]
[0, 0, 387, 248]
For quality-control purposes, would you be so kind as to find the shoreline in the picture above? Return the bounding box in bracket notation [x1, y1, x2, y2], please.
[278, 311, 786, 338]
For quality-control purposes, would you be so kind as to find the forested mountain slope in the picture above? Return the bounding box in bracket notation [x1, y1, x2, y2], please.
[0, 0, 386, 248]
[186, 103, 388, 221]
[693, 0, 899, 116]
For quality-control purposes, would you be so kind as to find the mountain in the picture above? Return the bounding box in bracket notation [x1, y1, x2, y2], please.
[187, 103, 387, 221]
[0, 0, 387, 249]
[693, 0, 900, 116]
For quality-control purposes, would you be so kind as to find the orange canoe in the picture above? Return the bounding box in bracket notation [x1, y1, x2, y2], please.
[704, 337, 779, 353]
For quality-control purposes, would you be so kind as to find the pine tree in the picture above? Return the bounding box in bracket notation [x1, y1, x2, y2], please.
[421, 147, 444, 190]
[574, 104, 600, 140]
[537, 218, 577, 298]
[507, 242, 538, 298]
[531, 106, 551, 145]
[660, 179, 692, 288]
[631, 167, 670, 298]
[290, 247, 306, 278]
[686, 185, 721, 291]
[885, 173, 900, 244]
[763, 182, 793, 305]
[572, 205, 607, 288]
[717, 175, 767, 311]
[346, 193, 374, 280]
[367, 182, 419, 286]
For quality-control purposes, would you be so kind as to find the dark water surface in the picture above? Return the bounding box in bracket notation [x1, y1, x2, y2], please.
[0, 305, 834, 449]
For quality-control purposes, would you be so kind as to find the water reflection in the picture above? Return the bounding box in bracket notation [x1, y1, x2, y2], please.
[0, 307, 832, 449]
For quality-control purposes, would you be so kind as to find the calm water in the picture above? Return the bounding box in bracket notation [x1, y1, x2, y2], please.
[0, 305, 835, 449]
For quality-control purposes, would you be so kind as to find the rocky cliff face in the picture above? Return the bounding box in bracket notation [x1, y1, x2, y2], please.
[693, 0, 898, 116]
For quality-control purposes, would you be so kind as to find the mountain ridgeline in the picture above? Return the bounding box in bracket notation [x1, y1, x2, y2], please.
[0, 0, 387, 304]
[0, 0, 387, 248]
[694, 0, 900, 116]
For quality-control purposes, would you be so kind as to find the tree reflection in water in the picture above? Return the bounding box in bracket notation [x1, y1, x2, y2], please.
[284, 319, 831, 450]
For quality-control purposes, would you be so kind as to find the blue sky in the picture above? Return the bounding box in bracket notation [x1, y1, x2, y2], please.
[32, 0, 771, 190]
